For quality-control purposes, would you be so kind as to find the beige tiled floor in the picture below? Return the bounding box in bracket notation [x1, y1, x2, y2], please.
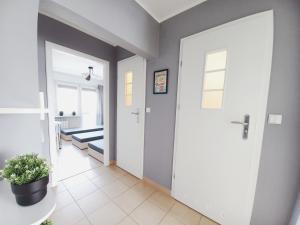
[57, 141, 102, 180]
[51, 165, 219, 225]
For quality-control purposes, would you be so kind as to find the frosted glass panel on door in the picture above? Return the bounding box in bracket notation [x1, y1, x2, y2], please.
[126, 83, 133, 95]
[205, 50, 227, 71]
[126, 72, 133, 83]
[125, 71, 133, 106]
[203, 71, 225, 90]
[202, 91, 224, 109]
[202, 49, 227, 109]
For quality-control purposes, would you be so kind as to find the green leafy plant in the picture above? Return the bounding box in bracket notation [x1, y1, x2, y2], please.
[41, 219, 53, 225]
[0, 153, 50, 185]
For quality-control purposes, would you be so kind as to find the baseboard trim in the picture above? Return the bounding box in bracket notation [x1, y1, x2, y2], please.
[109, 163, 171, 195]
[143, 177, 171, 195]
[109, 160, 116, 165]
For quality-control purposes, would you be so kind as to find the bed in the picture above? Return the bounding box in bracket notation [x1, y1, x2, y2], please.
[71, 130, 104, 149]
[88, 140, 104, 162]
[61, 126, 104, 141]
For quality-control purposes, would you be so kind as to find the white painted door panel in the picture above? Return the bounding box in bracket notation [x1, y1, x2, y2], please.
[117, 56, 146, 178]
[173, 11, 273, 225]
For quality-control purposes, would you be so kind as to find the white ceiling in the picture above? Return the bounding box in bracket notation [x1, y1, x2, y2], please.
[135, 0, 207, 22]
[52, 49, 104, 80]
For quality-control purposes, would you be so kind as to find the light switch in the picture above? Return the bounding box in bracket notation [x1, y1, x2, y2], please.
[268, 114, 282, 125]
[146, 107, 151, 113]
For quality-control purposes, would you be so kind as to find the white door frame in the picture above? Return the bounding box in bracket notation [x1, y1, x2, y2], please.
[116, 55, 146, 179]
[172, 11, 274, 225]
[45, 41, 110, 185]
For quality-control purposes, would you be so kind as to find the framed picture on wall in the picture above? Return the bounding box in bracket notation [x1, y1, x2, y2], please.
[153, 69, 168, 94]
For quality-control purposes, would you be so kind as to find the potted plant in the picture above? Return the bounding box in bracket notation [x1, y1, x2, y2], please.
[41, 219, 53, 225]
[0, 153, 50, 206]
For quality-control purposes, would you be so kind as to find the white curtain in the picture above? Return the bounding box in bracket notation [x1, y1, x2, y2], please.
[97, 85, 104, 125]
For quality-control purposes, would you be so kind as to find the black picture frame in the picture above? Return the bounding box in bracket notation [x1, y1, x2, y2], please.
[153, 69, 169, 94]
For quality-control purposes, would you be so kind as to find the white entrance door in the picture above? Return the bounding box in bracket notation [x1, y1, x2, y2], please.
[172, 11, 273, 225]
[117, 56, 146, 178]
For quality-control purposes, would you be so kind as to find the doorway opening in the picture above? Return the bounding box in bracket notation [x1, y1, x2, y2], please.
[45, 42, 110, 184]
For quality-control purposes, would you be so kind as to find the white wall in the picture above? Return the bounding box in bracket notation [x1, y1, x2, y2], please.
[0, 0, 40, 108]
[39, 0, 159, 58]
[0, 0, 43, 166]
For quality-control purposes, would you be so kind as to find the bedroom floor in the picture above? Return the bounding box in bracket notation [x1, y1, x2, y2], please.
[57, 140, 102, 181]
[51, 165, 218, 225]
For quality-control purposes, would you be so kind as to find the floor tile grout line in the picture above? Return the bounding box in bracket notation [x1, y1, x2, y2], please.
[58, 164, 102, 183]
[74, 185, 112, 216]
[99, 180, 131, 199]
[52, 182, 76, 212]
[110, 180, 157, 218]
[70, 168, 143, 222]
[84, 166, 126, 184]
[57, 141, 103, 182]
[127, 186, 158, 214]
[116, 216, 135, 225]
[106, 180, 143, 214]
[56, 158, 190, 225]
[63, 180, 94, 225]
[57, 142, 164, 224]
[84, 175, 144, 224]
[161, 201, 204, 225]
[57, 164, 110, 225]
[130, 190, 177, 225]
[84, 168, 133, 200]
[56, 167, 211, 225]
[157, 200, 176, 225]
[126, 189, 159, 225]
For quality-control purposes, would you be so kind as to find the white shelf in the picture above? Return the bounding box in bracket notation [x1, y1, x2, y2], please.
[0, 180, 56, 225]
[0, 92, 48, 120]
[0, 108, 49, 121]
[0, 108, 48, 114]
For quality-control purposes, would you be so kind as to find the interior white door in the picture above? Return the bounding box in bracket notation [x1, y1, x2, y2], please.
[117, 56, 146, 178]
[172, 11, 273, 225]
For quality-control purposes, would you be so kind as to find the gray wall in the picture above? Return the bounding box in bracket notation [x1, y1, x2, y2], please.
[144, 0, 300, 225]
[38, 14, 118, 160]
[0, 0, 42, 168]
[39, 0, 159, 58]
[116, 46, 135, 62]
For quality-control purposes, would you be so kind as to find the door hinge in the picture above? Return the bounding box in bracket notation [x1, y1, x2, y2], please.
[173, 173, 175, 179]
[180, 61, 183, 67]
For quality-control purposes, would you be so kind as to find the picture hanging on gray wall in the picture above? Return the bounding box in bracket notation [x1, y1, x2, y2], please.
[153, 69, 168, 94]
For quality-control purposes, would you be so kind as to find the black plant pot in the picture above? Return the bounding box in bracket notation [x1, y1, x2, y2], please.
[11, 175, 49, 206]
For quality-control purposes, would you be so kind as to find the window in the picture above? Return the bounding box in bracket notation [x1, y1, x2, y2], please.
[56, 85, 78, 115]
[81, 88, 98, 127]
[202, 50, 227, 109]
[125, 71, 133, 106]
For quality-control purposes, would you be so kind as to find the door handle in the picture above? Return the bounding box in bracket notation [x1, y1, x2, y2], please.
[231, 121, 249, 126]
[231, 114, 250, 140]
[131, 109, 140, 123]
